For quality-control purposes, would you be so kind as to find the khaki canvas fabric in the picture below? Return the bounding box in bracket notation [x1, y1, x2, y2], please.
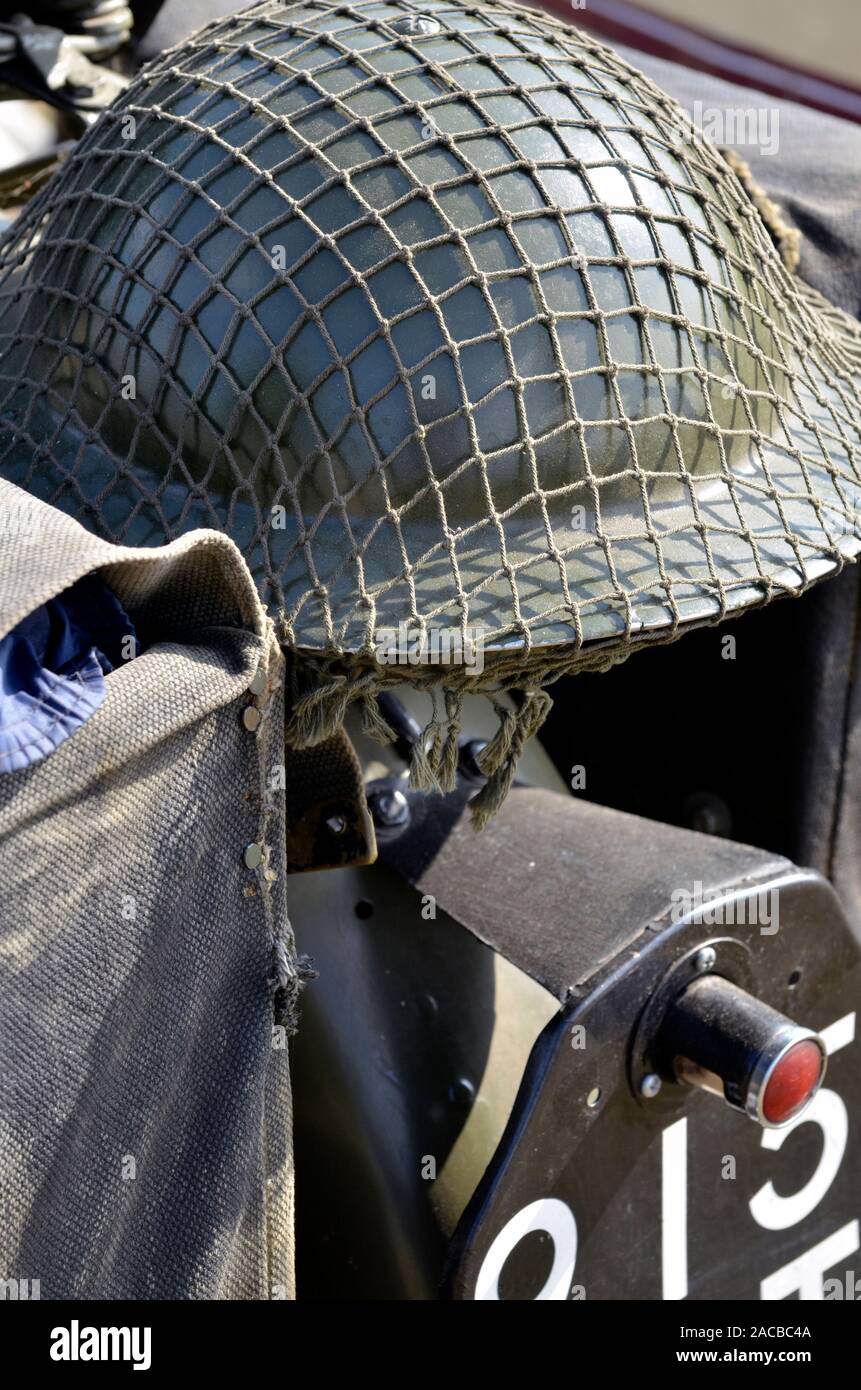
[0, 480, 296, 1299]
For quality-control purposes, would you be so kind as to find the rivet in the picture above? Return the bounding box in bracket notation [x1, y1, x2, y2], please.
[242, 706, 262, 732]
[695, 946, 717, 973]
[640, 1073, 662, 1099]
[248, 668, 267, 696]
[244, 842, 264, 870]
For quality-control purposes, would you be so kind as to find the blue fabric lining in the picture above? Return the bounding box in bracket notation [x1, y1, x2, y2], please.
[0, 574, 138, 774]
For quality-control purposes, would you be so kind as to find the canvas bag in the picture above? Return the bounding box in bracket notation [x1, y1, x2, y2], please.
[0, 479, 296, 1299]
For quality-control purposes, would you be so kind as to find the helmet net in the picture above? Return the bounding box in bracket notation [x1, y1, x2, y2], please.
[2, 0, 861, 819]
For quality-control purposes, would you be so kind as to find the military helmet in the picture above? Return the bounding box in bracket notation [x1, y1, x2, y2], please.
[2, 0, 861, 818]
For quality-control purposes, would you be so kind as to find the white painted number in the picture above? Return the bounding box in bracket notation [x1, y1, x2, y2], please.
[749, 1089, 849, 1231]
[474, 1198, 577, 1301]
[662, 1118, 688, 1300]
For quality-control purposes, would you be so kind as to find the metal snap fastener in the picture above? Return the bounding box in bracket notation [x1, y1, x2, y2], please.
[391, 14, 441, 36]
[244, 842, 264, 869]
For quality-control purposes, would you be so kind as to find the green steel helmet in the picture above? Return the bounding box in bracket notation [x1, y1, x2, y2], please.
[2, 0, 861, 816]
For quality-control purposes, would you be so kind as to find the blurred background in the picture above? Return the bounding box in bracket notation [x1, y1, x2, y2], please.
[629, 0, 858, 86]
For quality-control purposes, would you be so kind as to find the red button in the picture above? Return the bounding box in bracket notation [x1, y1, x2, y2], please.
[762, 1039, 824, 1125]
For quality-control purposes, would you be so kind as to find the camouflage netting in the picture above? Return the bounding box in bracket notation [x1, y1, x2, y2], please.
[2, 0, 861, 822]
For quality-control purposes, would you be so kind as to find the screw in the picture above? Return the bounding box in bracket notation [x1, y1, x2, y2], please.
[640, 1073, 662, 1099]
[325, 814, 347, 836]
[695, 946, 717, 973]
[369, 787, 410, 829]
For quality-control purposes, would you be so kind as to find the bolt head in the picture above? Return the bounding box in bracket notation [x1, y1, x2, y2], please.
[370, 787, 410, 828]
[448, 1077, 475, 1108]
[640, 1073, 663, 1099]
[695, 946, 717, 973]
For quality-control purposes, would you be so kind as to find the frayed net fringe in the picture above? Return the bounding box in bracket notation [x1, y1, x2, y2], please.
[277, 537, 861, 829]
[280, 636, 644, 828]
